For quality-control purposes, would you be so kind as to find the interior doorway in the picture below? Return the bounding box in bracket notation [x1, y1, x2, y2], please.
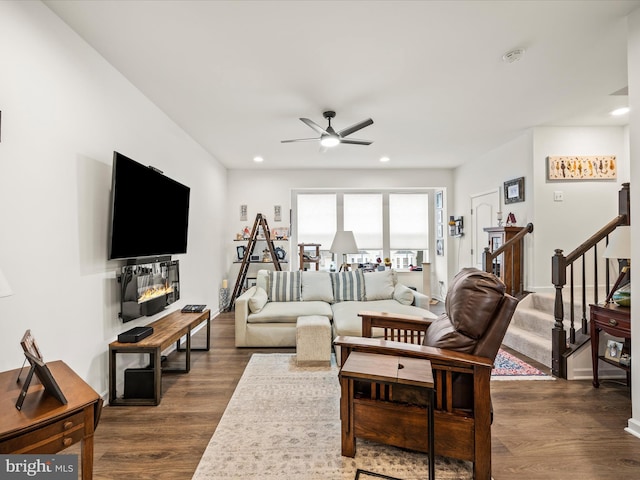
[471, 189, 500, 270]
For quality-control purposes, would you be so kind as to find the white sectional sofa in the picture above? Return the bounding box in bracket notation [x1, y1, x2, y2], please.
[234, 268, 436, 347]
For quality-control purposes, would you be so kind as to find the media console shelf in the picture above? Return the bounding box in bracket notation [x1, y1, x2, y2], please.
[109, 309, 210, 406]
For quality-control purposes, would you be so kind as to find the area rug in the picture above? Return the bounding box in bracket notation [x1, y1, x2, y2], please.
[491, 349, 553, 380]
[192, 354, 474, 480]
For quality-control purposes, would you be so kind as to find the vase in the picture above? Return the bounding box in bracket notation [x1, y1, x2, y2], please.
[612, 283, 631, 307]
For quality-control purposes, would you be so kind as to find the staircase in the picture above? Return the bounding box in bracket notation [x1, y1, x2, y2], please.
[503, 292, 585, 368]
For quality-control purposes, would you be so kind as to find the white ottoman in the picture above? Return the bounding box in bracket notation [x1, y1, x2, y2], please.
[296, 315, 332, 366]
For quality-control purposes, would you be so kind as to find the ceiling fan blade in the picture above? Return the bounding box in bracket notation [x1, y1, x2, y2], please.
[338, 118, 374, 138]
[300, 118, 329, 135]
[339, 138, 373, 145]
[281, 138, 320, 143]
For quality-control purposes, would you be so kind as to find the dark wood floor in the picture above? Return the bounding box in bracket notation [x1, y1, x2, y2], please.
[72, 312, 639, 479]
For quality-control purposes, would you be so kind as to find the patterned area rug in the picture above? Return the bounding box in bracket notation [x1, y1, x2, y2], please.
[491, 349, 553, 380]
[192, 354, 475, 480]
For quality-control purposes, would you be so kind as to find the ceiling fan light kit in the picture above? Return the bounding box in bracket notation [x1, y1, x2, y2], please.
[282, 110, 373, 148]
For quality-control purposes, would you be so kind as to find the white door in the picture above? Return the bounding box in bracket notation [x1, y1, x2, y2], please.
[471, 189, 500, 270]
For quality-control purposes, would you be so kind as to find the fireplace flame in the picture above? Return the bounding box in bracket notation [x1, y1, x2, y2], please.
[137, 283, 174, 304]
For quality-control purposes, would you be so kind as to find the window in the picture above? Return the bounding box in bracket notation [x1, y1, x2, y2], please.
[390, 193, 428, 269]
[295, 190, 432, 270]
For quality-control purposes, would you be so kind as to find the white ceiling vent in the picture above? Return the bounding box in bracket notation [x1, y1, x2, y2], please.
[502, 48, 525, 64]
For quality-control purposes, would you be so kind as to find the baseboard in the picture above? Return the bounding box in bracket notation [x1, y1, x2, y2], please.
[625, 418, 640, 439]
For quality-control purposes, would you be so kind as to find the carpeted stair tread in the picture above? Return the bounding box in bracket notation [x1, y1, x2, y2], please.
[503, 323, 551, 368]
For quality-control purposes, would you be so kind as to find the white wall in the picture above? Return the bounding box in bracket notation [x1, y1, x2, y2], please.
[225, 168, 453, 295]
[531, 126, 629, 291]
[626, 7, 640, 440]
[453, 130, 534, 283]
[0, 1, 227, 395]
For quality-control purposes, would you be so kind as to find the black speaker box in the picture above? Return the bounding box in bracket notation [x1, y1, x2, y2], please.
[124, 368, 154, 399]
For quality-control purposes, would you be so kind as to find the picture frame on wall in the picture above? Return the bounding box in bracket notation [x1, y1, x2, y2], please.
[436, 239, 444, 256]
[437, 224, 443, 239]
[240, 204, 247, 221]
[504, 177, 525, 204]
[435, 191, 443, 209]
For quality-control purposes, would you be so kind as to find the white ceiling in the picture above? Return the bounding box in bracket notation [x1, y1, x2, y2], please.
[44, 0, 638, 170]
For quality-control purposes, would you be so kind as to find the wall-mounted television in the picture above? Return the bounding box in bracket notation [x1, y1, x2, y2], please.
[108, 151, 190, 260]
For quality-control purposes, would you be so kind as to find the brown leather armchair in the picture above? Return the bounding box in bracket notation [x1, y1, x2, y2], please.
[334, 268, 519, 480]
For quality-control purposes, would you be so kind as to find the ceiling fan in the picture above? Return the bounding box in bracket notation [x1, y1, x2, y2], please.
[281, 111, 373, 148]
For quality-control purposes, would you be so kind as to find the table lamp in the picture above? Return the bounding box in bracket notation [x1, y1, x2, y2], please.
[603, 225, 631, 306]
[0, 267, 12, 298]
[330, 231, 359, 272]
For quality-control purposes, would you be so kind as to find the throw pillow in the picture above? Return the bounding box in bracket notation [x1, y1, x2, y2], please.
[364, 269, 395, 300]
[301, 271, 334, 302]
[393, 283, 414, 305]
[331, 269, 365, 302]
[268, 271, 302, 302]
[248, 286, 268, 313]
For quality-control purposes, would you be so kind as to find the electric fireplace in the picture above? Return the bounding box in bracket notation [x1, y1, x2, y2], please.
[118, 259, 180, 322]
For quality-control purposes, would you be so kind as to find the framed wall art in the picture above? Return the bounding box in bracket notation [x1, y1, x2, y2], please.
[435, 191, 443, 209]
[504, 177, 525, 204]
[547, 155, 617, 180]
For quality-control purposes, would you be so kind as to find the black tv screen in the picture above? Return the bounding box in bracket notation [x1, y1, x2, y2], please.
[108, 151, 190, 260]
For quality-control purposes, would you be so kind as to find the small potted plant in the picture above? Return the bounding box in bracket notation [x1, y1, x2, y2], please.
[384, 257, 392, 268]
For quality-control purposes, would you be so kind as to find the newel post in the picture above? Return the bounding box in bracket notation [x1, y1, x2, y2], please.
[551, 248, 567, 378]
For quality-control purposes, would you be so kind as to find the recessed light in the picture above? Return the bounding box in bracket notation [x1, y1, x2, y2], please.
[611, 107, 630, 116]
[380, 156, 390, 163]
[253, 156, 264, 163]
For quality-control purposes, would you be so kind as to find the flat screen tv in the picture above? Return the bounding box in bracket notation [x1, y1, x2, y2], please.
[108, 151, 190, 260]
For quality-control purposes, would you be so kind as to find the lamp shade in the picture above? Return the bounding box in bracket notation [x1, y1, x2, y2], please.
[330, 231, 359, 254]
[603, 226, 631, 259]
[0, 267, 13, 298]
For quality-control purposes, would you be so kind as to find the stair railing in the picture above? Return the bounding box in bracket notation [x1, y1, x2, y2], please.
[551, 183, 630, 378]
[482, 223, 534, 297]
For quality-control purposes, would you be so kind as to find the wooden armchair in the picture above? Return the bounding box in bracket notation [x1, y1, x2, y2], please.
[334, 268, 519, 480]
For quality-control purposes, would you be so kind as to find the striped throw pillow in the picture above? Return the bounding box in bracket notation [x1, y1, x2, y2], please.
[331, 269, 365, 302]
[268, 271, 302, 302]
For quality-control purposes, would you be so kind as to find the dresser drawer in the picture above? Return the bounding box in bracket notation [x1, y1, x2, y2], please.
[0, 411, 85, 454]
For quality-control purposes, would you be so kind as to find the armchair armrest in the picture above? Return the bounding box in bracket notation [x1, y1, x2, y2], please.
[334, 335, 493, 370]
[358, 311, 434, 344]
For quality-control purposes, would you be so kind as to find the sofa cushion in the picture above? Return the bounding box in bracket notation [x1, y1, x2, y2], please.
[268, 271, 301, 302]
[331, 299, 437, 337]
[301, 271, 334, 302]
[331, 269, 365, 302]
[247, 301, 333, 324]
[393, 283, 414, 305]
[364, 269, 394, 301]
[248, 286, 268, 313]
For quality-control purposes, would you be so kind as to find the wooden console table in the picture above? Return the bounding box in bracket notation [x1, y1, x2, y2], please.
[109, 309, 210, 406]
[590, 303, 631, 388]
[0, 361, 102, 480]
[339, 351, 435, 480]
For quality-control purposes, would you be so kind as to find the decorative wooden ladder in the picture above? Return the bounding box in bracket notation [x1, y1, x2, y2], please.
[228, 213, 282, 311]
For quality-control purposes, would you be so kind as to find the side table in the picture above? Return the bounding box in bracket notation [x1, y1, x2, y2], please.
[339, 351, 435, 480]
[0, 361, 102, 480]
[590, 303, 631, 388]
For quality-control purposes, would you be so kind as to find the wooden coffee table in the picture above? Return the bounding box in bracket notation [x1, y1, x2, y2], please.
[339, 351, 435, 480]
